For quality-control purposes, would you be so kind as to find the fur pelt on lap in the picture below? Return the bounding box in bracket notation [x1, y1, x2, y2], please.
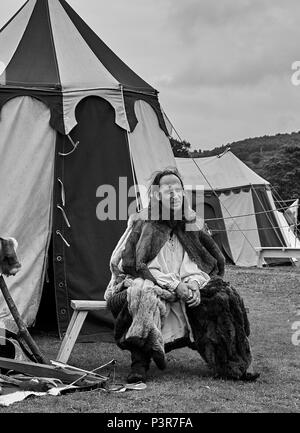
[125, 278, 168, 369]
[108, 276, 252, 378]
[112, 278, 175, 370]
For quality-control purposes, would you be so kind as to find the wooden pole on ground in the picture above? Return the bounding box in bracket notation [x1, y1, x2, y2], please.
[0, 275, 48, 364]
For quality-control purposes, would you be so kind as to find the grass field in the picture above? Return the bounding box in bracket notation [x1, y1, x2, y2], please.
[0, 265, 299, 413]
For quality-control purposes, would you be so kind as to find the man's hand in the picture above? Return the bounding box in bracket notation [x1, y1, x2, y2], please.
[187, 280, 200, 292]
[174, 282, 190, 302]
[185, 281, 201, 308]
[175, 281, 201, 307]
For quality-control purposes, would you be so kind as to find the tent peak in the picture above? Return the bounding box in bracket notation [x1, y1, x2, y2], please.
[0, 0, 157, 94]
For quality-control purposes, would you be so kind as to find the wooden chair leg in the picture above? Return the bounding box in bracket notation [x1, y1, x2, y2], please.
[56, 311, 88, 363]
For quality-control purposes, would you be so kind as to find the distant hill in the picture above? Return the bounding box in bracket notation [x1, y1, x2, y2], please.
[190, 131, 300, 179]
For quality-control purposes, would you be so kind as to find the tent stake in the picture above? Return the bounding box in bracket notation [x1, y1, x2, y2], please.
[0, 275, 48, 364]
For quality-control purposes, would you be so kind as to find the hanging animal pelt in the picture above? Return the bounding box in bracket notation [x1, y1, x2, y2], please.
[0, 238, 28, 364]
[0, 238, 21, 276]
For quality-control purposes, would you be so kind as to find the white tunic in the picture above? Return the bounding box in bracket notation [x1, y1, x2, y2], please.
[148, 233, 210, 344]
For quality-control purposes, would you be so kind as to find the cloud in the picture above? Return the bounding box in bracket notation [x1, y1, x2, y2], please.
[167, 0, 297, 40]
[168, 0, 268, 39]
[163, 0, 300, 87]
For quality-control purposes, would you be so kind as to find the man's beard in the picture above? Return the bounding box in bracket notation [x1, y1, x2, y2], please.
[148, 197, 185, 230]
[159, 201, 185, 230]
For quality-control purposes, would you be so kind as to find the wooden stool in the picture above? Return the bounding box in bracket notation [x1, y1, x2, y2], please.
[56, 300, 107, 363]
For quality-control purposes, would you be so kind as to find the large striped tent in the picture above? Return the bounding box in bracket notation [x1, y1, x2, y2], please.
[176, 152, 299, 267]
[0, 0, 175, 335]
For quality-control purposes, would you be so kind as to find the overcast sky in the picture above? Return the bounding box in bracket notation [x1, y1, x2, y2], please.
[1, 0, 300, 150]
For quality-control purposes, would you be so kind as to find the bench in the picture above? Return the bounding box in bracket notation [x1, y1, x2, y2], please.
[255, 247, 300, 268]
[56, 300, 107, 363]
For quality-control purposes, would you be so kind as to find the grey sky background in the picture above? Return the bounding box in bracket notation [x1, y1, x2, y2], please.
[1, 0, 300, 150]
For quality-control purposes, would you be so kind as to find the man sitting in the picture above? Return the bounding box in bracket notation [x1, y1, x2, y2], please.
[105, 168, 259, 384]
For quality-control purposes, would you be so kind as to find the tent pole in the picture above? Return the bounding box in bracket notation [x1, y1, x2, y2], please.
[0, 275, 48, 364]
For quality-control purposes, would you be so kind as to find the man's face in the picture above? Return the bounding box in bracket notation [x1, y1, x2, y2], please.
[157, 174, 184, 213]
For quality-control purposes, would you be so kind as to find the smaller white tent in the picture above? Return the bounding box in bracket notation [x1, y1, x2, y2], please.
[176, 152, 298, 267]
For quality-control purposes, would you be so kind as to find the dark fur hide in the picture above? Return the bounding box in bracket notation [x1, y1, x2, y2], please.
[186, 277, 251, 379]
[108, 277, 252, 379]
